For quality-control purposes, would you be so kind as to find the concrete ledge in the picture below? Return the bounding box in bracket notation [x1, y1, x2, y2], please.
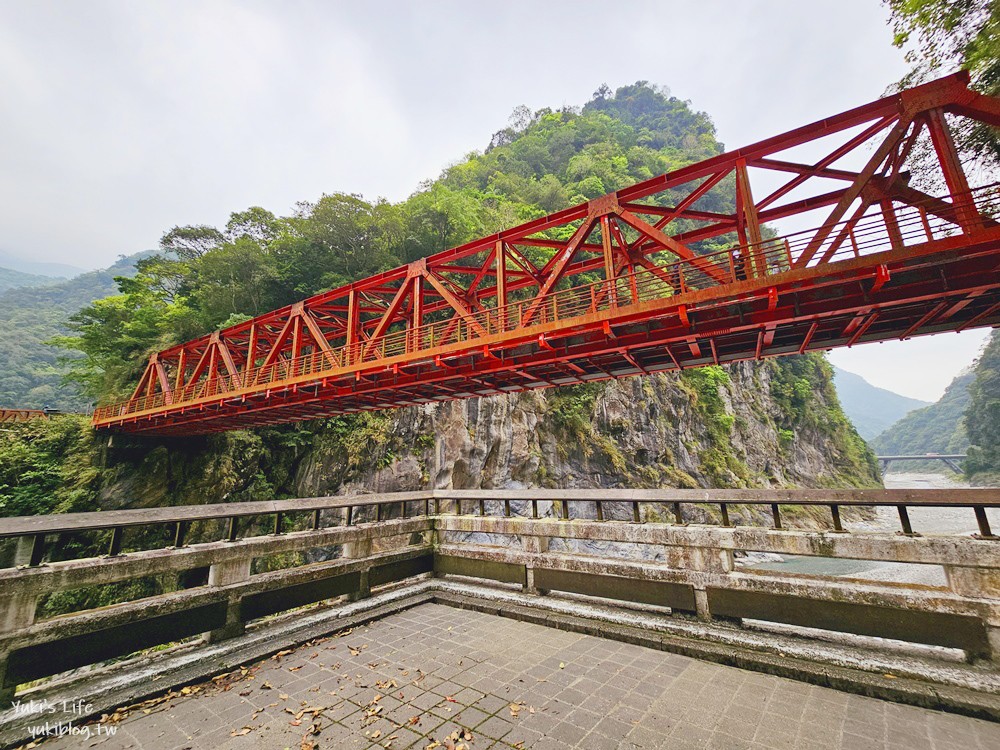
[431, 583, 1000, 722]
[3, 577, 1000, 748]
[0, 583, 435, 749]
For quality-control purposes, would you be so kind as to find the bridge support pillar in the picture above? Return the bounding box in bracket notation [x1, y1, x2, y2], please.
[205, 558, 251, 644]
[523, 536, 549, 595]
[343, 536, 373, 601]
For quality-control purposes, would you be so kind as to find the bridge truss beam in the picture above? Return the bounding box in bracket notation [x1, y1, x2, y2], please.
[94, 73, 1000, 435]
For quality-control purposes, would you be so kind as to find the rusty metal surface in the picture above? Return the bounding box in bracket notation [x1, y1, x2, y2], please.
[90, 73, 1000, 435]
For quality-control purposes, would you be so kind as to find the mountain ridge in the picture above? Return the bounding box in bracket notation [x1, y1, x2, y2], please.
[831, 366, 930, 441]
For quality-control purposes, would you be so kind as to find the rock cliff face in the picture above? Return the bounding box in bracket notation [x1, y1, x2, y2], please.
[79, 356, 876, 517]
[290, 358, 878, 499]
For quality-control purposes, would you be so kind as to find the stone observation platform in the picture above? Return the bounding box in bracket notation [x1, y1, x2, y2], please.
[27, 605, 1000, 750]
[1, 488, 1000, 748]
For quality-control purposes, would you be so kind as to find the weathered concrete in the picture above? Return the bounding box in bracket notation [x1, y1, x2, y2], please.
[3, 509, 1000, 712]
[342, 536, 373, 601]
[19, 604, 1000, 750]
[205, 558, 252, 643]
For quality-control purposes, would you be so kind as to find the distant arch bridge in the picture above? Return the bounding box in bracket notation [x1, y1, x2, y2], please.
[877, 454, 967, 473]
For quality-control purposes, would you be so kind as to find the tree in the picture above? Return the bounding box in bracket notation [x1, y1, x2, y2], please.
[225, 207, 282, 243]
[964, 330, 1000, 481]
[886, 0, 999, 176]
[158, 225, 224, 260]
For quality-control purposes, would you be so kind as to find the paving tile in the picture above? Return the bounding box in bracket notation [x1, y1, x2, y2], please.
[31, 603, 1000, 750]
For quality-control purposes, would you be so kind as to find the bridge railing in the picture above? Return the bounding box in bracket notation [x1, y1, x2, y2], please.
[4, 488, 997, 569]
[93, 183, 1000, 423]
[1, 487, 999, 704]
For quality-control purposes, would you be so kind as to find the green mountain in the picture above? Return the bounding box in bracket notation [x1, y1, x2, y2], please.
[831, 366, 930, 440]
[0, 255, 142, 411]
[0, 266, 61, 293]
[870, 368, 973, 465]
[965, 330, 1000, 484]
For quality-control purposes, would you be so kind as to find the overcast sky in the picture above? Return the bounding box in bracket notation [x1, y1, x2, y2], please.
[0, 0, 990, 400]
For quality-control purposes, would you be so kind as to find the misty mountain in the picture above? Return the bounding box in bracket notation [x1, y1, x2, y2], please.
[831, 366, 930, 440]
[0, 266, 61, 293]
[0, 249, 88, 279]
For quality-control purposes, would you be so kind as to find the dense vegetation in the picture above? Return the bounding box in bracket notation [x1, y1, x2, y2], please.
[0, 266, 58, 293]
[887, 0, 999, 179]
[965, 330, 1000, 483]
[0, 256, 140, 411]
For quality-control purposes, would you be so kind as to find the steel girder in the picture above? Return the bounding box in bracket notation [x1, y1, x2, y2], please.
[93, 72, 1000, 436]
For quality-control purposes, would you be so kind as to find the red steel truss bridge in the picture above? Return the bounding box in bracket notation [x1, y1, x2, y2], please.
[94, 73, 1000, 436]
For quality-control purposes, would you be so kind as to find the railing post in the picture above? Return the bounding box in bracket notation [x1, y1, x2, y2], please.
[342, 530, 373, 602]
[173, 521, 188, 548]
[522, 533, 549, 596]
[107, 526, 124, 557]
[205, 558, 252, 643]
[974, 506, 995, 539]
[897, 506, 915, 536]
[830, 504, 845, 532]
[0, 583, 37, 703]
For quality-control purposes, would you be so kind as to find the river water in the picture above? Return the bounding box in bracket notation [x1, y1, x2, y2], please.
[745, 472, 1000, 586]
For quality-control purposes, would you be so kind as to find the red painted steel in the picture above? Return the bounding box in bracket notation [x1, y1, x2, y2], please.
[93, 73, 1000, 436]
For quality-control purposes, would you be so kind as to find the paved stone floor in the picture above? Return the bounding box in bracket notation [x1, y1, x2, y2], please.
[32, 603, 1000, 749]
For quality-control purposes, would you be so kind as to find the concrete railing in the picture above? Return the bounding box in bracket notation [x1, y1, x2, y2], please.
[1, 488, 999, 706]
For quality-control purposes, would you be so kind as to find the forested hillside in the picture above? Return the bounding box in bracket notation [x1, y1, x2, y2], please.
[966, 330, 1000, 484]
[0, 255, 141, 411]
[832, 367, 929, 440]
[0, 266, 59, 293]
[0, 82, 878, 529]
